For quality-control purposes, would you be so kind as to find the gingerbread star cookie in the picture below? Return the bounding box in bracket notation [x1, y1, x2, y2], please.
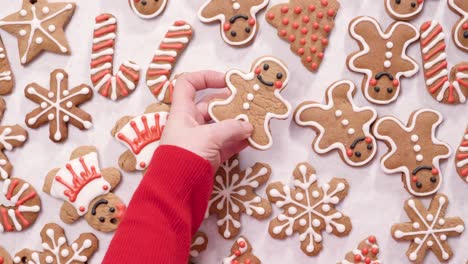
[223, 237, 261, 264]
[391, 194, 465, 263]
[456, 127, 468, 182]
[0, 0, 75, 65]
[208, 56, 291, 150]
[267, 162, 351, 256]
[0, 37, 14, 95]
[384, 0, 425, 21]
[129, 0, 168, 19]
[374, 109, 451, 197]
[295, 80, 378, 167]
[347, 16, 419, 104]
[449, 0, 468, 52]
[189, 232, 208, 263]
[338, 235, 381, 264]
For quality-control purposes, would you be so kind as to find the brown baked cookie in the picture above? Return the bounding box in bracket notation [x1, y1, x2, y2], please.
[0, 0, 75, 65]
[448, 0, 468, 52]
[391, 194, 465, 263]
[384, 0, 425, 21]
[208, 56, 291, 150]
[13, 223, 98, 264]
[374, 109, 451, 197]
[223, 236, 261, 264]
[338, 235, 381, 264]
[129, 0, 167, 19]
[0, 247, 12, 264]
[111, 103, 170, 172]
[267, 162, 351, 256]
[0, 37, 13, 95]
[294, 80, 378, 167]
[456, 127, 468, 182]
[266, 0, 340, 72]
[43, 146, 125, 232]
[347, 16, 419, 104]
[24, 69, 93, 143]
[189, 232, 208, 263]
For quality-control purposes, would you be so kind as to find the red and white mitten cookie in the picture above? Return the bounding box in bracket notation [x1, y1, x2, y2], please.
[456, 127, 468, 182]
[266, 0, 340, 72]
[0, 37, 13, 95]
[295, 80, 378, 167]
[189, 232, 208, 263]
[223, 237, 261, 264]
[338, 236, 381, 264]
[419, 21, 467, 104]
[384, 0, 425, 21]
[448, 0, 468, 52]
[129, 0, 167, 19]
[198, 0, 269, 46]
[208, 56, 291, 150]
[374, 109, 451, 197]
[43, 146, 126, 233]
[90, 14, 141, 101]
[347, 16, 419, 105]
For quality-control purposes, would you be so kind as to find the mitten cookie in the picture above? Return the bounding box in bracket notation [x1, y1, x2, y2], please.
[338, 235, 381, 264]
[13, 223, 98, 264]
[266, 0, 340, 72]
[448, 0, 468, 52]
[146, 21, 193, 103]
[111, 103, 169, 172]
[129, 0, 167, 19]
[0, 0, 75, 65]
[391, 194, 465, 263]
[43, 146, 126, 232]
[208, 56, 291, 150]
[90, 14, 141, 101]
[189, 232, 208, 263]
[295, 80, 377, 167]
[24, 69, 93, 143]
[347, 16, 419, 104]
[198, 0, 269, 46]
[223, 237, 261, 264]
[456, 127, 468, 182]
[384, 0, 425, 21]
[0, 37, 13, 95]
[267, 162, 351, 256]
[0, 178, 41, 232]
[374, 109, 451, 197]
[420, 21, 468, 104]
[206, 155, 271, 239]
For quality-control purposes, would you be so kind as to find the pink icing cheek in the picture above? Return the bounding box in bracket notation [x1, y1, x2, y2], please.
[248, 18, 256, 26]
[223, 22, 231, 31]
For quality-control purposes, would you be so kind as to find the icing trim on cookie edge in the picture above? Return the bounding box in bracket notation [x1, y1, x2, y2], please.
[385, 0, 424, 20]
[130, 0, 168, 19]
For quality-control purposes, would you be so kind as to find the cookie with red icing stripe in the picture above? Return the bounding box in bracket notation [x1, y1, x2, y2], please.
[456, 127, 468, 182]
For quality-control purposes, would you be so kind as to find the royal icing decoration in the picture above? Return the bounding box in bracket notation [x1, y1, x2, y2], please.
[146, 21, 192, 103]
[90, 14, 141, 101]
[347, 16, 419, 104]
[456, 127, 468, 182]
[419, 21, 468, 104]
[295, 80, 378, 167]
[0, 178, 41, 232]
[0, 247, 11, 263]
[198, 0, 268, 46]
[0, 37, 13, 95]
[129, 0, 167, 19]
[206, 155, 271, 239]
[267, 162, 351, 256]
[223, 237, 260, 264]
[24, 69, 93, 143]
[384, 0, 425, 21]
[392, 194, 465, 263]
[189, 232, 208, 261]
[339, 236, 381, 264]
[374, 109, 451, 197]
[208, 56, 291, 150]
[266, 0, 340, 72]
[448, 0, 468, 52]
[0, 0, 75, 65]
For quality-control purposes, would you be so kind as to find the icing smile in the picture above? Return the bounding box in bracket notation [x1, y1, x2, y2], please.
[257, 75, 274, 86]
[370, 72, 400, 94]
[229, 14, 248, 24]
[347, 137, 373, 158]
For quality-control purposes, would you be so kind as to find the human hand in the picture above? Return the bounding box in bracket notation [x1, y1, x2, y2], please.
[160, 71, 253, 170]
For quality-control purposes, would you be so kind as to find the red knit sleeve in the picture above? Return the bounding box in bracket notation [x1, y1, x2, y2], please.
[102, 145, 213, 263]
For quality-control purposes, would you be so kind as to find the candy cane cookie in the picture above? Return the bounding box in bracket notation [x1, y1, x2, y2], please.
[146, 21, 193, 103]
[420, 21, 468, 104]
[0, 37, 13, 95]
[456, 127, 468, 182]
[90, 14, 141, 101]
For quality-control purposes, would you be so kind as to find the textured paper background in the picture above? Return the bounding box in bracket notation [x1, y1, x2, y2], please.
[0, 0, 466, 263]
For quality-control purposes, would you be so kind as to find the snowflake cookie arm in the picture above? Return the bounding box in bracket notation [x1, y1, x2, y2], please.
[239, 162, 272, 219]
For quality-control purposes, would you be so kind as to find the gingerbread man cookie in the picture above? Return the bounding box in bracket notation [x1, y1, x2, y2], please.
[449, 0, 468, 52]
[385, 0, 425, 21]
[347, 16, 419, 104]
[456, 127, 468, 182]
[223, 237, 261, 264]
[189, 232, 208, 263]
[338, 236, 381, 264]
[208, 56, 291, 150]
[374, 109, 451, 197]
[0, 0, 75, 65]
[391, 194, 465, 263]
[13, 223, 99, 264]
[266, 0, 340, 72]
[295, 80, 378, 167]
[129, 0, 167, 19]
[43, 146, 126, 232]
[420, 21, 468, 104]
[198, 0, 269, 46]
[0, 37, 13, 95]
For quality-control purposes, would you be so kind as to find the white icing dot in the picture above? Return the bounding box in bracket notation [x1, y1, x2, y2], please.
[385, 52, 393, 59]
[233, 2, 240, 10]
[66, 102, 73, 108]
[413, 222, 420, 229]
[438, 219, 445, 225]
[384, 60, 391, 68]
[42, 7, 50, 14]
[48, 25, 56, 32]
[243, 102, 250, 110]
[348, 128, 355, 135]
[414, 238, 422, 244]
[14, 256, 21, 263]
[47, 113, 55, 120]
[61, 249, 69, 257]
[312, 191, 319, 198]
[335, 110, 342, 117]
[386, 42, 394, 49]
[295, 193, 304, 201]
[19, 30, 27, 36]
[35, 37, 43, 44]
[20, 9, 27, 16]
[312, 219, 321, 227]
[413, 145, 421, 152]
[440, 234, 447, 241]
[426, 214, 434, 222]
[288, 207, 297, 214]
[299, 219, 307, 226]
[253, 84, 260, 91]
[416, 154, 423, 161]
[247, 93, 254, 101]
[63, 115, 70, 122]
[322, 204, 330, 212]
[411, 134, 419, 142]
[84, 121, 93, 129]
[40, 102, 48, 109]
[48, 92, 54, 98]
[45, 256, 53, 263]
[63, 90, 69, 96]
[427, 240, 433, 247]
[465, 134, 468, 140]
[341, 119, 349, 126]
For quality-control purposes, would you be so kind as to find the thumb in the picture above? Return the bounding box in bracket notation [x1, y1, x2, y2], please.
[208, 119, 253, 145]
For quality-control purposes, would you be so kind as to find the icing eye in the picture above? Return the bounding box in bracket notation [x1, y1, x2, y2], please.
[355, 151, 362, 157]
[141, 0, 147, 5]
[245, 27, 251, 33]
[415, 182, 423, 188]
[110, 218, 118, 224]
[367, 144, 373, 150]
[387, 87, 393, 93]
[22, 256, 28, 263]
[395, 0, 401, 4]
[430, 177, 437, 183]
[464, 30, 468, 39]
[99, 217, 105, 223]
[109, 207, 116, 213]
[374, 86, 380, 92]
[263, 64, 269, 71]
[230, 31, 237, 37]
[276, 73, 283, 79]
[29, 0, 37, 3]
[411, 2, 416, 7]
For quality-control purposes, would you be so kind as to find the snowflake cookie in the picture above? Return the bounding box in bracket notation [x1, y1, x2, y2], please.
[189, 232, 208, 263]
[223, 236, 261, 264]
[391, 194, 465, 263]
[24, 69, 93, 143]
[0, 0, 76, 65]
[456, 127, 468, 182]
[206, 155, 272, 239]
[0, 37, 14, 95]
[338, 235, 381, 264]
[267, 162, 351, 256]
[13, 222, 98, 264]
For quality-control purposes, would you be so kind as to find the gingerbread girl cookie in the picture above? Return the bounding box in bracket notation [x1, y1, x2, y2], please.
[347, 16, 419, 104]
[420, 21, 468, 104]
[456, 127, 468, 182]
[449, 0, 468, 52]
[338, 236, 381, 264]
[43, 146, 126, 232]
[384, 0, 425, 21]
[266, 0, 340, 72]
[90, 14, 141, 101]
[0, 37, 13, 95]
[208, 56, 291, 150]
[295, 80, 378, 167]
[223, 237, 261, 264]
[198, 0, 269, 46]
[129, 0, 167, 19]
[0, 0, 75, 65]
[374, 109, 451, 197]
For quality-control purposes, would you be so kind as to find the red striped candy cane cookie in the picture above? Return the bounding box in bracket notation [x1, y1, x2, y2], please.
[90, 14, 141, 101]
[456, 127, 468, 182]
[146, 21, 193, 103]
[420, 21, 468, 104]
